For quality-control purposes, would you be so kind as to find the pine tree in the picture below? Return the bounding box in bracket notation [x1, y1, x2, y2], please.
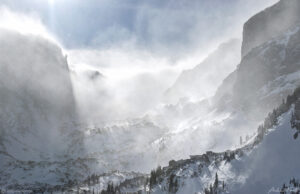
[204, 187, 210, 194]
[209, 184, 213, 194]
[150, 169, 157, 189]
[214, 173, 219, 189]
[291, 111, 296, 128]
[174, 179, 178, 192]
[280, 183, 286, 194]
[156, 166, 162, 176]
[169, 174, 175, 193]
[294, 132, 298, 139]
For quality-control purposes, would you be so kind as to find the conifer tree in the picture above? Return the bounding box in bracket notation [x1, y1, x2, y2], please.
[214, 173, 219, 189]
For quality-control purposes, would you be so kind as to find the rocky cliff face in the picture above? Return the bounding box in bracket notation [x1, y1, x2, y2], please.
[214, 0, 300, 119]
[242, 0, 300, 57]
[0, 29, 88, 189]
[0, 29, 78, 162]
[238, 24, 300, 117]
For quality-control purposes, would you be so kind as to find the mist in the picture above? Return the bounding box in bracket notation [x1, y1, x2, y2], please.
[0, 0, 278, 158]
[0, 0, 279, 124]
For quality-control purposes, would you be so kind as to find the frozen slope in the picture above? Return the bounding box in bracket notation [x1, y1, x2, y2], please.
[229, 109, 300, 193]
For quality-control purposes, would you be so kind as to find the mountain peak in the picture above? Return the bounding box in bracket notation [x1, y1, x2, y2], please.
[242, 0, 300, 57]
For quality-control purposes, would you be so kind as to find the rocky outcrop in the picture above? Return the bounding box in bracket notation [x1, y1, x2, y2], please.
[215, 3, 300, 118]
[242, 0, 300, 57]
[237, 23, 300, 116]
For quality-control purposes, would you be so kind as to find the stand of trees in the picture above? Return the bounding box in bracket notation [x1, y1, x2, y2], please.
[168, 174, 179, 193]
[291, 99, 300, 139]
[223, 152, 235, 162]
[204, 173, 226, 194]
[257, 86, 300, 141]
[84, 174, 100, 186]
[280, 177, 300, 194]
[100, 183, 120, 194]
[149, 166, 163, 190]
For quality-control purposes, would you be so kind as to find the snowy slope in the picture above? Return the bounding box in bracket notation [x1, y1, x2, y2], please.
[127, 95, 300, 194]
[229, 108, 300, 193]
[75, 119, 167, 172]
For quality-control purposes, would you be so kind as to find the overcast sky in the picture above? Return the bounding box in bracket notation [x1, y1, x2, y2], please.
[0, 0, 278, 60]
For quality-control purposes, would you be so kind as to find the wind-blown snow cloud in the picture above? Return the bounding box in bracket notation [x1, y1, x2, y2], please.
[0, 0, 281, 135]
[0, 6, 58, 45]
[0, 0, 280, 121]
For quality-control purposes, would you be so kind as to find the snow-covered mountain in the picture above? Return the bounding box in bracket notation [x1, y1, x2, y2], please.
[206, 0, 300, 145]
[215, 23, 300, 119]
[1, 0, 300, 193]
[144, 16, 300, 164]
